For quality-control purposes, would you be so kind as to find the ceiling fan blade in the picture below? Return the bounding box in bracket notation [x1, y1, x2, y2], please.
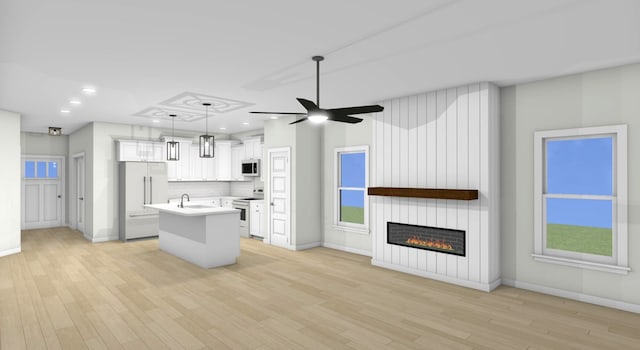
[327, 104, 384, 115]
[250, 111, 306, 115]
[328, 114, 363, 124]
[296, 98, 319, 111]
[289, 117, 308, 125]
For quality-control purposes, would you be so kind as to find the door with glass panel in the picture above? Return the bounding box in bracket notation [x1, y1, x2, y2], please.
[21, 157, 64, 229]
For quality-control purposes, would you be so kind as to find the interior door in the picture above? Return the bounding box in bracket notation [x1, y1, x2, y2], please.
[268, 147, 290, 248]
[75, 155, 85, 233]
[21, 157, 64, 229]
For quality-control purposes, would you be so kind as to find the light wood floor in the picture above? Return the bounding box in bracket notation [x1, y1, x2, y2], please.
[1, 228, 639, 350]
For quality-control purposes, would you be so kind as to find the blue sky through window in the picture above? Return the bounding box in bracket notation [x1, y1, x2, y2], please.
[340, 152, 365, 207]
[546, 136, 613, 228]
[547, 137, 612, 195]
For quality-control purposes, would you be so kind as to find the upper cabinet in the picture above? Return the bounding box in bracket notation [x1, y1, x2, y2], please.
[154, 137, 261, 182]
[214, 141, 234, 181]
[117, 140, 164, 162]
[231, 144, 245, 181]
[243, 137, 263, 160]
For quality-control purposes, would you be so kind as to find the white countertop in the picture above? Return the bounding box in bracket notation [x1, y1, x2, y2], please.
[145, 203, 240, 217]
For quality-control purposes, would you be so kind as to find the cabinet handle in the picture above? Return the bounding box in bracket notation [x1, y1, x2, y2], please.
[150, 176, 153, 203]
[143, 176, 146, 205]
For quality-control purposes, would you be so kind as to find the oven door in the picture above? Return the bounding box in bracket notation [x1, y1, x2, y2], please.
[234, 205, 248, 227]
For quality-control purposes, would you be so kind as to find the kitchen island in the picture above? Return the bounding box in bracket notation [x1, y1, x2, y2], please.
[145, 203, 240, 268]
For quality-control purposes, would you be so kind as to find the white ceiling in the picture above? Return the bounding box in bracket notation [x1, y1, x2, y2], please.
[1, 0, 639, 135]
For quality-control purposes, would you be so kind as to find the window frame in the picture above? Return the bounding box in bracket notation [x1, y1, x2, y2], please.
[334, 145, 369, 233]
[533, 124, 629, 274]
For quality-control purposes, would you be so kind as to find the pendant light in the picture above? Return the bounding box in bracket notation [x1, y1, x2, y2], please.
[199, 102, 215, 158]
[167, 114, 179, 161]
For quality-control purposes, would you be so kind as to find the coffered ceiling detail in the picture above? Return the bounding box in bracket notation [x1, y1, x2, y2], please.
[158, 92, 254, 113]
[134, 92, 255, 123]
[133, 107, 206, 122]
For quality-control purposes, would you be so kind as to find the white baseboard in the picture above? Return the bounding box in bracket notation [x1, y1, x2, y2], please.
[0, 246, 21, 258]
[294, 241, 322, 251]
[91, 235, 119, 243]
[372, 259, 500, 292]
[502, 278, 640, 314]
[322, 242, 372, 257]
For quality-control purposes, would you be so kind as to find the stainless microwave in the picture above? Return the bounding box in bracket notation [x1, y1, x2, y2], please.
[241, 159, 260, 176]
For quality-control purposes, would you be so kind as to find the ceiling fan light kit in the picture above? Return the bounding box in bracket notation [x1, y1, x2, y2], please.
[167, 114, 180, 161]
[251, 55, 384, 125]
[199, 102, 215, 158]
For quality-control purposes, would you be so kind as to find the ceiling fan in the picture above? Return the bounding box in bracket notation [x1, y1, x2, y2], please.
[251, 56, 384, 124]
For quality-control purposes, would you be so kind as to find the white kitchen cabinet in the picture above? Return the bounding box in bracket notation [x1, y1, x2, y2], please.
[189, 144, 203, 180]
[215, 141, 234, 181]
[163, 138, 192, 181]
[117, 140, 164, 162]
[250, 200, 264, 237]
[202, 156, 216, 181]
[243, 137, 263, 160]
[231, 145, 245, 181]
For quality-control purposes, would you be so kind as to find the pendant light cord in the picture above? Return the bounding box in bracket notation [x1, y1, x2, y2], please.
[205, 105, 209, 136]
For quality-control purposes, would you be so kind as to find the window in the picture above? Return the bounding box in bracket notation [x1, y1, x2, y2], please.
[23, 160, 59, 179]
[335, 146, 368, 232]
[533, 125, 629, 274]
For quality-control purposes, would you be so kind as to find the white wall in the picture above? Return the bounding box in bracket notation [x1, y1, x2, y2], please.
[0, 110, 22, 256]
[168, 181, 231, 200]
[294, 122, 322, 247]
[501, 63, 640, 308]
[322, 117, 373, 255]
[21, 132, 68, 155]
[371, 83, 501, 292]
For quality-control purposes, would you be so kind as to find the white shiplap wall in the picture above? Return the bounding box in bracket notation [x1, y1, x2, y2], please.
[371, 82, 500, 291]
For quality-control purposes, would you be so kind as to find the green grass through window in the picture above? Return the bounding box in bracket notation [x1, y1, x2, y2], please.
[546, 223, 612, 256]
[341, 206, 364, 225]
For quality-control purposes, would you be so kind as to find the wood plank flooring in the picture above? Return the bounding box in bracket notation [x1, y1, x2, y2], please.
[1, 227, 639, 349]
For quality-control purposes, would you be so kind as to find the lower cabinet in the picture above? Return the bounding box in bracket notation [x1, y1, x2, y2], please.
[249, 200, 264, 237]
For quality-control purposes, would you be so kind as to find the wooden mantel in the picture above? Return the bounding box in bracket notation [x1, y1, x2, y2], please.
[367, 187, 478, 200]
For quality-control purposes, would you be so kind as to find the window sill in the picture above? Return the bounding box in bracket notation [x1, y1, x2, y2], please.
[532, 254, 630, 275]
[332, 225, 369, 235]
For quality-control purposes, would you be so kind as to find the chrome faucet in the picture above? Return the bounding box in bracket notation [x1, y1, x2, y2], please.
[179, 193, 190, 208]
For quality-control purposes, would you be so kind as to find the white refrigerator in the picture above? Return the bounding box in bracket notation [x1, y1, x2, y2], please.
[118, 162, 168, 241]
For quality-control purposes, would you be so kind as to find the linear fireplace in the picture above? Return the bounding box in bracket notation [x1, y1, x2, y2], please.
[387, 222, 466, 256]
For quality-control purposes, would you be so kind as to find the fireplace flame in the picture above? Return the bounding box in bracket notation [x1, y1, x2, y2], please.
[406, 236, 454, 251]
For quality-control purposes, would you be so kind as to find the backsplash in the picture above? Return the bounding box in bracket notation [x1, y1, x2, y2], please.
[230, 178, 264, 197]
[167, 181, 230, 200]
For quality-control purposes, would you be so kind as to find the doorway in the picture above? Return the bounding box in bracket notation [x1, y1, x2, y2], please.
[267, 147, 291, 248]
[72, 153, 86, 234]
[21, 156, 65, 229]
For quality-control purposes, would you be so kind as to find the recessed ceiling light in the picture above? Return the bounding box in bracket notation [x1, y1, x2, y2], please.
[219, 127, 226, 130]
[60, 109, 70, 114]
[82, 87, 96, 95]
[270, 116, 278, 120]
[242, 122, 249, 126]
[69, 99, 82, 105]
[152, 119, 160, 123]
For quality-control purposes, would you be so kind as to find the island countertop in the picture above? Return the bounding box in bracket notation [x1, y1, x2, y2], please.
[145, 203, 239, 217]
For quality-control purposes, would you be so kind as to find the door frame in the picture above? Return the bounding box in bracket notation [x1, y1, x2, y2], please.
[70, 152, 85, 234]
[20, 154, 66, 229]
[266, 147, 291, 248]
